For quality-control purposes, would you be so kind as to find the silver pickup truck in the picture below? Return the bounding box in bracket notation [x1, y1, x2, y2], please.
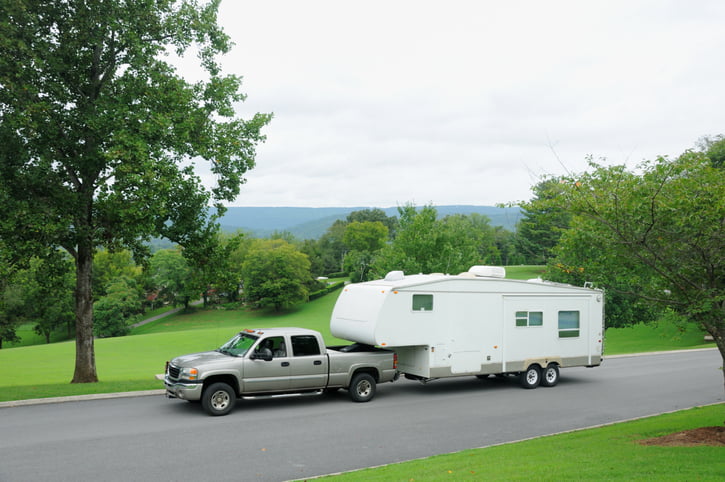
[164, 327, 398, 415]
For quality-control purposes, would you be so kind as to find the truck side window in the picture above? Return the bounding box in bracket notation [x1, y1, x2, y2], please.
[291, 335, 321, 356]
[412, 294, 433, 311]
[256, 336, 286, 357]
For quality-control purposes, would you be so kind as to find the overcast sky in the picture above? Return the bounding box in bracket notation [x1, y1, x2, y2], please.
[190, 0, 725, 207]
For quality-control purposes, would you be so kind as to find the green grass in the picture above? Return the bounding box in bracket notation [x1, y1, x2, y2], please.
[504, 265, 547, 280]
[5, 322, 73, 348]
[312, 404, 725, 481]
[605, 319, 713, 355]
[0, 292, 350, 402]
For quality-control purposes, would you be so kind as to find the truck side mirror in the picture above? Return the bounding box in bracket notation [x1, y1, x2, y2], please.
[251, 348, 273, 361]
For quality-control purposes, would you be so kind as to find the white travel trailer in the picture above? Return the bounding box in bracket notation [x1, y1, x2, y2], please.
[330, 266, 604, 388]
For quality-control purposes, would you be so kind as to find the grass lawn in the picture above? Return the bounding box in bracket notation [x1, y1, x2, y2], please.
[313, 404, 725, 481]
[604, 320, 713, 355]
[504, 265, 547, 280]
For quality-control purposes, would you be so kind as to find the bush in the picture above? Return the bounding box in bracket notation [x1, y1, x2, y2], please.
[308, 280, 345, 301]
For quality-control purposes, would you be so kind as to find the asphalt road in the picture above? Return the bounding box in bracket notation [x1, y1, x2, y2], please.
[1, 349, 722, 482]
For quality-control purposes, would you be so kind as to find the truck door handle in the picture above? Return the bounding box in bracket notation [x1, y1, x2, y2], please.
[281, 362, 290, 367]
[313, 360, 322, 365]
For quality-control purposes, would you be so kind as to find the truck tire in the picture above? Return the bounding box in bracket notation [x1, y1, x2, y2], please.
[349, 373, 376, 402]
[202, 382, 236, 416]
[520, 365, 541, 389]
[541, 363, 560, 387]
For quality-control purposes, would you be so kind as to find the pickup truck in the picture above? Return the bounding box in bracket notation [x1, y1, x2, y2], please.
[164, 327, 398, 415]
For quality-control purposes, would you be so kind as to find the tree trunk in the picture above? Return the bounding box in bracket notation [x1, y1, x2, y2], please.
[71, 240, 98, 383]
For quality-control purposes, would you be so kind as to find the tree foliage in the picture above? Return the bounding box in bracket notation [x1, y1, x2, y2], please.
[552, 151, 725, 390]
[241, 239, 312, 312]
[516, 178, 572, 264]
[0, 0, 270, 381]
[93, 276, 142, 338]
[148, 248, 195, 309]
[342, 221, 389, 282]
[372, 204, 491, 277]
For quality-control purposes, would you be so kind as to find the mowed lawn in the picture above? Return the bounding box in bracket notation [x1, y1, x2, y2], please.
[315, 404, 725, 481]
[0, 292, 347, 401]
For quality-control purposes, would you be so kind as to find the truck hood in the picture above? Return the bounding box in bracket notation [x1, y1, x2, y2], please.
[171, 350, 234, 368]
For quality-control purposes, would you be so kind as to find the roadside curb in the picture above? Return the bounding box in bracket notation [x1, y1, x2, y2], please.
[1, 348, 717, 409]
[0, 389, 165, 409]
[604, 347, 717, 359]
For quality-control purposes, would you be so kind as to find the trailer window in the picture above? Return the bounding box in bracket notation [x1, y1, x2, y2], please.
[291, 335, 321, 356]
[412, 294, 433, 312]
[558, 311, 580, 338]
[516, 311, 543, 327]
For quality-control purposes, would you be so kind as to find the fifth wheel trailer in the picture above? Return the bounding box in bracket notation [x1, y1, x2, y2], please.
[330, 266, 604, 388]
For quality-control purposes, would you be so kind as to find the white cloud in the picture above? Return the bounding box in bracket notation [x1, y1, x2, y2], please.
[188, 0, 725, 207]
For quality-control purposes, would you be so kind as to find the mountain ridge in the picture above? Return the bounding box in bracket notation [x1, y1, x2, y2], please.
[217, 205, 522, 239]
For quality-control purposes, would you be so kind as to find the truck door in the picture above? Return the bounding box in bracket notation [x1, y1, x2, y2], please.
[242, 336, 291, 392]
[289, 334, 328, 390]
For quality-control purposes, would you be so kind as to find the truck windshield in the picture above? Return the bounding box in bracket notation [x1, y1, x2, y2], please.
[217, 333, 258, 357]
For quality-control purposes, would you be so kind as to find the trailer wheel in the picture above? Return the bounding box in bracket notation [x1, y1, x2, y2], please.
[520, 365, 541, 389]
[202, 382, 236, 416]
[349, 373, 376, 402]
[541, 363, 560, 387]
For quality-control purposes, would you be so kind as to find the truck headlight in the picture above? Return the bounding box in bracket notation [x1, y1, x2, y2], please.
[180, 367, 199, 381]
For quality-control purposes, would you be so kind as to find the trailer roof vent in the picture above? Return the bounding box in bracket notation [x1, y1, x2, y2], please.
[384, 270, 405, 281]
[468, 265, 506, 278]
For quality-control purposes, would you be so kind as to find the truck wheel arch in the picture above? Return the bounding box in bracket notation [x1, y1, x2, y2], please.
[203, 375, 240, 396]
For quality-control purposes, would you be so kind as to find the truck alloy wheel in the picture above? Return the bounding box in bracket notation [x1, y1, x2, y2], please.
[349, 373, 376, 402]
[202, 382, 236, 416]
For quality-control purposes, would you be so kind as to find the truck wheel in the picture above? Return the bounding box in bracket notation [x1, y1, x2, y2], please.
[202, 382, 236, 416]
[349, 373, 376, 402]
[541, 363, 560, 387]
[520, 365, 541, 389]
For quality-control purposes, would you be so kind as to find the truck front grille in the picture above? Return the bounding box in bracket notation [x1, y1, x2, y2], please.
[168, 364, 180, 380]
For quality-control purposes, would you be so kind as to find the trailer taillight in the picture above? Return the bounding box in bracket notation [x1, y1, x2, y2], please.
[393, 353, 398, 370]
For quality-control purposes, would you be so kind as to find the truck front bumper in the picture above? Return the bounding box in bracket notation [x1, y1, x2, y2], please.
[164, 377, 203, 401]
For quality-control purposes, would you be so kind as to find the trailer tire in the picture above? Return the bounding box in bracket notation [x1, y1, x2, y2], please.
[541, 363, 560, 387]
[349, 373, 376, 402]
[520, 365, 541, 389]
[202, 382, 236, 416]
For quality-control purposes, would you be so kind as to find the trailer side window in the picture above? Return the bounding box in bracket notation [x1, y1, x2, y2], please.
[412, 294, 433, 312]
[516, 311, 543, 327]
[558, 311, 580, 338]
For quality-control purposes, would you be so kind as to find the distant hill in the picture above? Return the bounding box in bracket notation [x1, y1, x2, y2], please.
[218, 205, 522, 239]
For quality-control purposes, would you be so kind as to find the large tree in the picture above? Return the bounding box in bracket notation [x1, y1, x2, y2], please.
[241, 239, 312, 312]
[342, 221, 388, 282]
[555, 150, 724, 391]
[372, 204, 485, 277]
[0, 0, 270, 382]
[516, 177, 572, 264]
